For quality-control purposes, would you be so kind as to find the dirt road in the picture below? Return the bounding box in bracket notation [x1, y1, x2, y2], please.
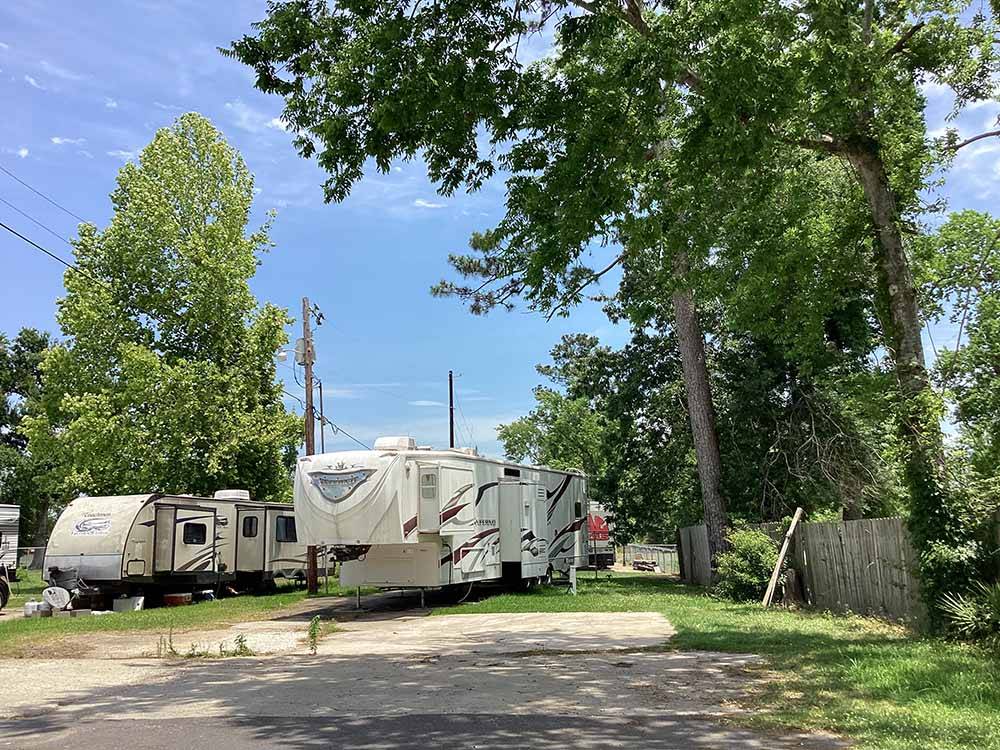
[0, 595, 845, 749]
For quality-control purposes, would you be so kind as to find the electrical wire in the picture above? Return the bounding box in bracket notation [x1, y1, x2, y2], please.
[0, 172, 374, 452]
[0, 195, 75, 247]
[0, 163, 89, 223]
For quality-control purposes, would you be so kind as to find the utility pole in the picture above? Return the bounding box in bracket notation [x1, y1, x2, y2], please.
[302, 296, 319, 595]
[448, 369, 455, 448]
[302, 297, 316, 455]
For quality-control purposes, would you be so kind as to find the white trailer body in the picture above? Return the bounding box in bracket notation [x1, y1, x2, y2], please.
[294, 437, 589, 589]
[0, 504, 19, 573]
[43, 494, 307, 596]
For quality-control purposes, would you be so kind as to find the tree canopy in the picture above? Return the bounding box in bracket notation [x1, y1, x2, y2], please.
[24, 113, 300, 504]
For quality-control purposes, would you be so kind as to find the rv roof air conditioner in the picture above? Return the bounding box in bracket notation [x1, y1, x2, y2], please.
[214, 489, 251, 501]
[373, 436, 417, 451]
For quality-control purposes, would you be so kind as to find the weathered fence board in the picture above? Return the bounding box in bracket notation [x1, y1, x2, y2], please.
[677, 516, 923, 623]
[678, 524, 712, 586]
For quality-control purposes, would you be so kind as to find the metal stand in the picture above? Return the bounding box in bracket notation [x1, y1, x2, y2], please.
[420, 588, 425, 609]
[356, 586, 361, 610]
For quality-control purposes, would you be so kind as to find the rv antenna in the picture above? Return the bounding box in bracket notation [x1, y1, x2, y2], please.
[449, 369, 455, 448]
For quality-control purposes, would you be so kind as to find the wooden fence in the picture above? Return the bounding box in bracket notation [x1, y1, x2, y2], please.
[678, 516, 923, 623]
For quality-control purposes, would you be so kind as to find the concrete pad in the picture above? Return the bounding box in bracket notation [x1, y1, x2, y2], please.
[318, 611, 676, 657]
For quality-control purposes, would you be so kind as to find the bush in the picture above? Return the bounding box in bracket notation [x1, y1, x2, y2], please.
[940, 581, 1000, 650]
[715, 527, 780, 602]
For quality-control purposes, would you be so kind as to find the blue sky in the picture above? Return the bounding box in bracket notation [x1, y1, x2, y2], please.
[1, 2, 997, 456]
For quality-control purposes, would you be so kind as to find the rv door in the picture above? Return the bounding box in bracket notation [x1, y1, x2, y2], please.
[498, 480, 524, 564]
[417, 466, 441, 533]
[153, 505, 175, 572]
[235, 507, 265, 572]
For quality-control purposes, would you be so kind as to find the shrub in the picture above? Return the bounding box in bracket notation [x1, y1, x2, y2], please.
[715, 528, 779, 602]
[940, 580, 1000, 650]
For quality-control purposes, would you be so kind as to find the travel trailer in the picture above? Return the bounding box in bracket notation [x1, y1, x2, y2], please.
[294, 436, 590, 590]
[587, 501, 615, 568]
[0, 504, 19, 576]
[44, 491, 308, 605]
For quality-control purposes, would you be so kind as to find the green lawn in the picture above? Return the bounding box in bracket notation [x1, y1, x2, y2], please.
[435, 573, 1000, 750]
[0, 573, 361, 658]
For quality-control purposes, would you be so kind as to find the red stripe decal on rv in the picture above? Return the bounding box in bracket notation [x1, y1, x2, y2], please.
[452, 528, 500, 563]
[403, 515, 418, 537]
[439, 504, 469, 525]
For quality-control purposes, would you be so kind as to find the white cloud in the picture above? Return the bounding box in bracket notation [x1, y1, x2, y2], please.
[413, 198, 446, 209]
[0, 41, 9, 51]
[104, 97, 118, 109]
[327, 388, 364, 400]
[24, 74, 44, 90]
[153, 101, 181, 111]
[16, 147, 28, 159]
[409, 400, 446, 407]
[78, 149, 94, 159]
[39, 59, 86, 81]
[462, 395, 495, 402]
[106, 149, 137, 161]
[51, 136, 85, 145]
[225, 99, 285, 134]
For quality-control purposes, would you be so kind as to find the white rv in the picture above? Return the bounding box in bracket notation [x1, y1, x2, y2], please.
[0, 504, 19, 575]
[294, 436, 589, 590]
[43, 491, 308, 604]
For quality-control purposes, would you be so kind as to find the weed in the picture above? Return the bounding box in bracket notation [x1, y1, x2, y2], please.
[307, 615, 322, 654]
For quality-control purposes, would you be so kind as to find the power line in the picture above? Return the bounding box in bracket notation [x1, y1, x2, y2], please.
[0, 163, 89, 224]
[318, 414, 370, 450]
[0, 219, 113, 295]
[0, 189, 374, 454]
[0, 195, 75, 247]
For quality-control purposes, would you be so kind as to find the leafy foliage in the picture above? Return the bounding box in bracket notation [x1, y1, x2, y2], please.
[24, 114, 300, 503]
[714, 527, 780, 603]
[940, 581, 1000, 650]
[0, 329, 55, 542]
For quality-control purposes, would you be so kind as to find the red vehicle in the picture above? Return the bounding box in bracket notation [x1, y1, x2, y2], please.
[587, 503, 614, 568]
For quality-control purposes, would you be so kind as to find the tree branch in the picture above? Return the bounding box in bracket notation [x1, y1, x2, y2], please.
[948, 129, 1000, 152]
[795, 135, 846, 154]
[545, 254, 624, 321]
[884, 21, 925, 58]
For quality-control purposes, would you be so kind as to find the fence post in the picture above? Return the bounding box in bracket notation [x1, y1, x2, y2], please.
[675, 527, 685, 582]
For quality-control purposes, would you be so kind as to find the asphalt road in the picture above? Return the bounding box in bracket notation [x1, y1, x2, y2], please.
[3, 713, 841, 749]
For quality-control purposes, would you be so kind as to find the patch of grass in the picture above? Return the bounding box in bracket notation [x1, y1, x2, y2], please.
[0, 575, 357, 658]
[4, 568, 48, 611]
[434, 573, 1000, 750]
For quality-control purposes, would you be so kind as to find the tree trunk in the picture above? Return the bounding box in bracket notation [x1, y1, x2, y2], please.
[847, 146, 949, 586]
[671, 250, 728, 565]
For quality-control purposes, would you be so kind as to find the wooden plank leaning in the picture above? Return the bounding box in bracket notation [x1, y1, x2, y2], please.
[762, 507, 804, 607]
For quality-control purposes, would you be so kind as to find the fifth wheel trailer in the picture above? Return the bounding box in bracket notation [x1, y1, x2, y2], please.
[43, 491, 309, 605]
[294, 436, 590, 590]
[0, 504, 19, 575]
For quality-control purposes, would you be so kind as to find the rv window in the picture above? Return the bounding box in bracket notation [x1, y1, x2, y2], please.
[503, 467, 521, 478]
[419, 472, 437, 500]
[575, 501, 583, 519]
[242, 516, 258, 538]
[275, 515, 297, 543]
[182, 522, 207, 545]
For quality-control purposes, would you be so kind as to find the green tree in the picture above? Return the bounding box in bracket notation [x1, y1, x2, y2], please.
[227, 1, 999, 615]
[0, 328, 54, 543]
[25, 113, 300, 504]
[499, 387, 606, 476]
